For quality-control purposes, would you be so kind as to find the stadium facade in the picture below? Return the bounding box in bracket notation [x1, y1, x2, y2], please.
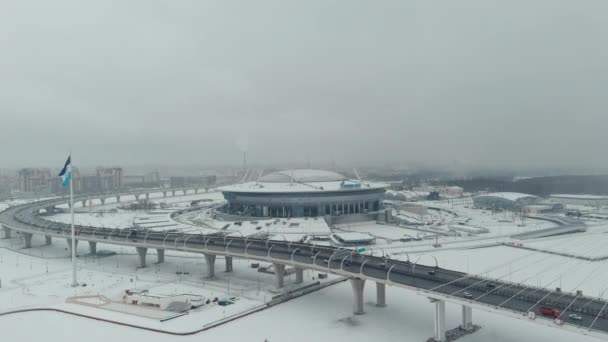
[217, 169, 387, 221]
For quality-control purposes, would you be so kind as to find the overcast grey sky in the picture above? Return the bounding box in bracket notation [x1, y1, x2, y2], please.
[1, 0, 607, 170]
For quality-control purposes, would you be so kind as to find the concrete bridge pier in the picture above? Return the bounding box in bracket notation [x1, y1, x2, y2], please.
[273, 263, 285, 289]
[350, 278, 366, 315]
[23, 233, 33, 248]
[88, 241, 97, 255]
[44, 236, 52, 245]
[2, 226, 11, 239]
[136, 247, 147, 267]
[156, 249, 165, 263]
[432, 299, 446, 342]
[461, 305, 473, 331]
[225, 256, 233, 272]
[376, 282, 386, 307]
[295, 267, 304, 284]
[66, 238, 79, 254]
[204, 254, 216, 278]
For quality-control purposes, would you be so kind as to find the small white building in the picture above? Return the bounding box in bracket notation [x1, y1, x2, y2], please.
[549, 194, 608, 207]
[412, 185, 464, 197]
[123, 289, 206, 311]
[331, 232, 376, 246]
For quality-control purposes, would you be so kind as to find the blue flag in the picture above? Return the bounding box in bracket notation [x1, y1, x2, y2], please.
[58, 156, 72, 187]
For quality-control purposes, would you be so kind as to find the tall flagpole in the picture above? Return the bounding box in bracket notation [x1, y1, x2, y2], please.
[70, 156, 77, 287]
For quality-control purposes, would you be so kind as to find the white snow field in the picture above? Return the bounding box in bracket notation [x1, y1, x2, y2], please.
[3, 195, 608, 342]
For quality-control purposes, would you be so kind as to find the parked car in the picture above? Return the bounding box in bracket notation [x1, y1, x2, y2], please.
[539, 307, 561, 318]
[569, 313, 583, 321]
[463, 292, 473, 299]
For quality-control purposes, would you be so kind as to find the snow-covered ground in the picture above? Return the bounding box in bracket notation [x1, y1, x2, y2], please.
[0, 232, 331, 334]
[3, 197, 608, 341]
[0, 243, 604, 342]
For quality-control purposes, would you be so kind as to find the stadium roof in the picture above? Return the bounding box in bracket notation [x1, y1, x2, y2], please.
[258, 169, 346, 183]
[219, 169, 387, 194]
[475, 192, 538, 201]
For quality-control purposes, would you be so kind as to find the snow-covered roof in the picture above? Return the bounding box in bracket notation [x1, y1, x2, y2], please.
[258, 169, 346, 183]
[219, 179, 387, 193]
[221, 217, 331, 236]
[475, 192, 538, 201]
[550, 194, 608, 200]
[333, 232, 375, 242]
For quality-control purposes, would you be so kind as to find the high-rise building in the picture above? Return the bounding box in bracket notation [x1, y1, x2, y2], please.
[18, 168, 52, 193]
[95, 167, 123, 193]
[143, 171, 160, 184]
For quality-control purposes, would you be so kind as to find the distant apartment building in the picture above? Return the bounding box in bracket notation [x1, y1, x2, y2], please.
[143, 171, 160, 184]
[18, 168, 52, 193]
[413, 185, 464, 197]
[97, 167, 122, 192]
[123, 171, 161, 188]
[50, 167, 122, 194]
[170, 175, 216, 188]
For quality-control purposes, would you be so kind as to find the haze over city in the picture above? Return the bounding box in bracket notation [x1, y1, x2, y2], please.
[3, 2, 608, 342]
[2, 0, 608, 170]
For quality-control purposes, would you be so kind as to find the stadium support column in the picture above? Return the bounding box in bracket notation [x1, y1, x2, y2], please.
[295, 267, 304, 284]
[376, 282, 386, 307]
[350, 278, 366, 315]
[2, 225, 11, 239]
[273, 263, 285, 289]
[145, 193, 149, 200]
[88, 241, 97, 255]
[100, 198, 105, 205]
[204, 254, 216, 278]
[136, 247, 147, 268]
[45, 236, 52, 245]
[23, 233, 33, 248]
[461, 305, 473, 331]
[156, 249, 165, 263]
[431, 299, 446, 342]
[81, 200, 86, 208]
[116, 195, 120, 203]
[163, 191, 167, 198]
[225, 256, 233, 272]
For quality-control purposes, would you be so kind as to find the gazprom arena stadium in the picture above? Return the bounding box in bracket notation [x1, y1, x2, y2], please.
[217, 169, 387, 222]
